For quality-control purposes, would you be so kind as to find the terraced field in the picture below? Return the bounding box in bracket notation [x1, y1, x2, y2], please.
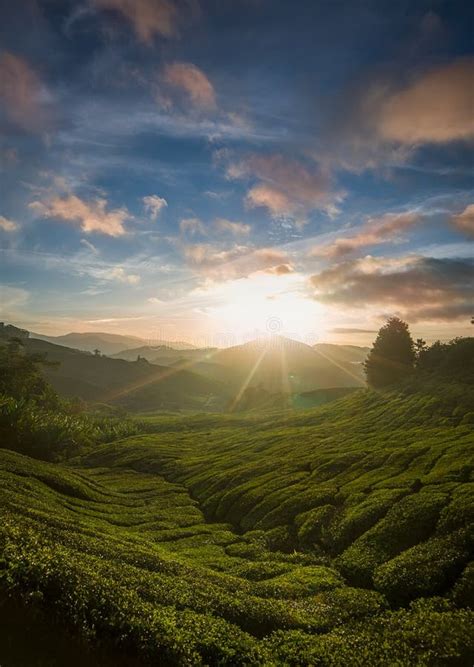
[1, 386, 473, 665]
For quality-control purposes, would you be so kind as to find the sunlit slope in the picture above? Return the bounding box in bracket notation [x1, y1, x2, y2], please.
[1, 385, 473, 664]
[212, 336, 366, 392]
[81, 387, 474, 599]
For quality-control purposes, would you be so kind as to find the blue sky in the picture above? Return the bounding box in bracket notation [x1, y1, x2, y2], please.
[0, 0, 473, 346]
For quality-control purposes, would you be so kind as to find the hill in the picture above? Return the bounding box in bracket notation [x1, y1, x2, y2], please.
[112, 345, 217, 364]
[212, 336, 366, 393]
[20, 337, 226, 412]
[313, 343, 369, 365]
[112, 339, 369, 397]
[1, 380, 473, 665]
[31, 331, 196, 356]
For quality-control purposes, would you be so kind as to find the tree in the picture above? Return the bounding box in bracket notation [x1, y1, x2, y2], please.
[0, 338, 59, 407]
[414, 338, 428, 362]
[364, 317, 415, 388]
[93, 348, 101, 356]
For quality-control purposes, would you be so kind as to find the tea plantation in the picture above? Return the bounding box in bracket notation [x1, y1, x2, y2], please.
[1, 382, 473, 665]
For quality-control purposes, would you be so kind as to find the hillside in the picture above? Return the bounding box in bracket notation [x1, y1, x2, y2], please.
[112, 345, 218, 365]
[1, 380, 473, 665]
[31, 331, 196, 356]
[22, 337, 226, 411]
[112, 339, 369, 397]
[212, 336, 366, 392]
[313, 343, 369, 365]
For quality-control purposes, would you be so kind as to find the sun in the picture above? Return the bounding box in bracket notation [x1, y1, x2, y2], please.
[202, 272, 326, 343]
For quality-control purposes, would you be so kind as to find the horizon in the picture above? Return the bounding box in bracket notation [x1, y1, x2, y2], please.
[1, 1, 473, 347]
[6, 319, 469, 351]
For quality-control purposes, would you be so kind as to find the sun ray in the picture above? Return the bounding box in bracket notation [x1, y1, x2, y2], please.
[100, 350, 220, 403]
[311, 346, 365, 385]
[229, 346, 268, 412]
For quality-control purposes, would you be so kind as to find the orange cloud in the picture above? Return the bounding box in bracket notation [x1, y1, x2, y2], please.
[263, 263, 294, 276]
[0, 215, 19, 232]
[311, 211, 422, 258]
[183, 243, 291, 280]
[30, 194, 129, 237]
[92, 0, 178, 43]
[451, 204, 474, 238]
[246, 184, 296, 218]
[214, 218, 251, 236]
[227, 153, 342, 222]
[378, 58, 474, 144]
[0, 52, 49, 132]
[161, 62, 216, 110]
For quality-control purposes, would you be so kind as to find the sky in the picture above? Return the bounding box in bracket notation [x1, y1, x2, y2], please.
[0, 0, 473, 347]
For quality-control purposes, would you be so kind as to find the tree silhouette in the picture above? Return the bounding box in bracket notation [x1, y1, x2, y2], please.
[414, 338, 428, 361]
[364, 317, 415, 388]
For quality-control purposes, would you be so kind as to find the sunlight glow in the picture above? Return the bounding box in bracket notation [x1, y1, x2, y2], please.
[198, 273, 327, 343]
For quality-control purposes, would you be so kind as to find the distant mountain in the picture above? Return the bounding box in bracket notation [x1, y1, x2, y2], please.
[213, 336, 366, 393]
[22, 337, 226, 412]
[30, 331, 196, 356]
[112, 345, 211, 363]
[114, 337, 369, 394]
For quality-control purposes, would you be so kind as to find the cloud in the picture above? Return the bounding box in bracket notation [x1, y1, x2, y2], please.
[105, 266, 140, 285]
[0, 215, 19, 232]
[80, 238, 100, 255]
[226, 153, 342, 222]
[91, 0, 179, 43]
[143, 194, 168, 220]
[378, 58, 474, 144]
[311, 210, 422, 258]
[180, 217, 206, 236]
[330, 327, 377, 334]
[321, 58, 474, 172]
[246, 184, 296, 218]
[309, 255, 474, 322]
[0, 51, 50, 133]
[214, 218, 251, 236]
[264, 263, 294, 275]
[160, 62, 216, 110]
[183, 243, 291, 280]
[30, 194, 130, 237]
[451, 204, 474, 238]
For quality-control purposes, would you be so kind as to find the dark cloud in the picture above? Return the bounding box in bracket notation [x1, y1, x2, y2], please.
[320, 57, 474, 171]
[309, 255, 474, 322]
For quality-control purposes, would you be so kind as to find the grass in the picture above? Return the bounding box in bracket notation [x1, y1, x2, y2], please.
[1, 384, 473, 664]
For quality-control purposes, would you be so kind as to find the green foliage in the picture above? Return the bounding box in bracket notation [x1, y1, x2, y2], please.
[373, 529, 472, 603]
[417, 337, 474, 383]
[453, 561, 474, 608]
[364, 317, 415, 388]
[337, 491, 449, 586]
[0, 395, 147, 462]
[1, 341, 473, 664]
[0, 338, 58, 407]
[265, 602, 474, 666]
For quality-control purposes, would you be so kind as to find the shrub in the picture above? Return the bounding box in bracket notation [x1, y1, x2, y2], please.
[452, 561, 474, 608]
[373, 530, 471, 604]
[337, 491, 448, 586]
